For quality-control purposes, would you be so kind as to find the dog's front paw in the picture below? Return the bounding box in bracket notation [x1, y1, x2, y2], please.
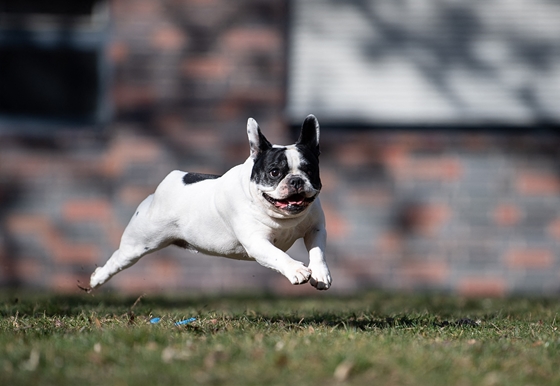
[308, 262, 331, 290]
[284, 263, 312, 285]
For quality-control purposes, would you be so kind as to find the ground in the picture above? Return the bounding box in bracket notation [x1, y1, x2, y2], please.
[1, 290, 559, 385]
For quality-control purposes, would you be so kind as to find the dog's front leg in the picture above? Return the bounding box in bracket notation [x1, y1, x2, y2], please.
[304, 226, 331, 290]
[244, 239, 312, 285]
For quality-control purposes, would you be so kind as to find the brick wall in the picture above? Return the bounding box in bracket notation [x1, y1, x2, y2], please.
[1, 0, 560, 296]
[319, 131, 560, 296]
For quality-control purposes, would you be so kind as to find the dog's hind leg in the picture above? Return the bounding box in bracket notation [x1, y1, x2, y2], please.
[89, 194, 174, 289]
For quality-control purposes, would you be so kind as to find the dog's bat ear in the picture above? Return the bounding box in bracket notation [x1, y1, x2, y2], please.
[247, 118, 272, 159]
[297, 114, 320, 157]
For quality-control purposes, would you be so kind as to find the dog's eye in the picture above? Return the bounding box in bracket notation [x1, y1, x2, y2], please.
[269, 168, 281, 178]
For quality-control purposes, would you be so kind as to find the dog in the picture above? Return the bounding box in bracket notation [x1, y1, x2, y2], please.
[84, 115, 331, 292]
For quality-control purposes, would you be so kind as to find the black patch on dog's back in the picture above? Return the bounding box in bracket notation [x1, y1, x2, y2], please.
[182, 172, 220, 185]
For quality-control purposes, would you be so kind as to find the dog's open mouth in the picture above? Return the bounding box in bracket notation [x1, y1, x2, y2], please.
[263, 193, 316, 212]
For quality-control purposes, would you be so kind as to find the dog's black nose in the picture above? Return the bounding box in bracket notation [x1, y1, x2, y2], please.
[289, 176, 305, 192]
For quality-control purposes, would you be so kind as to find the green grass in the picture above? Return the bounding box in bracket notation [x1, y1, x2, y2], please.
[1, 291, 559, 386]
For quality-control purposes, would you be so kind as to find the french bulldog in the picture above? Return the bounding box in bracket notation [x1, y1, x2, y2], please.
[86, 115, 331, 291]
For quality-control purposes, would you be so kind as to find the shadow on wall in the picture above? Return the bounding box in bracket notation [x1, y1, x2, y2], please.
[292, 0, 560, 126]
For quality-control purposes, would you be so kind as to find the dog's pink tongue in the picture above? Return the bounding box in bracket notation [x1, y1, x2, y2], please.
[276, 198, 303, 208]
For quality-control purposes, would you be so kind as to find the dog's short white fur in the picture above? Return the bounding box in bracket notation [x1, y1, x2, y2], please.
[88, 115, 331, 291]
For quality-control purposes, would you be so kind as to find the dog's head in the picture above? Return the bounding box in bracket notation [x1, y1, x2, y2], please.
[247, 115, 322, 217]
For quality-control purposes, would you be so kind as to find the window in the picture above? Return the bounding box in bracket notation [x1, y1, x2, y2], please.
[0, 0, 111, 130]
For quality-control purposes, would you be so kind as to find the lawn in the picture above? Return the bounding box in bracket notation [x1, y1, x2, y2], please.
[1, 290, 559, 386]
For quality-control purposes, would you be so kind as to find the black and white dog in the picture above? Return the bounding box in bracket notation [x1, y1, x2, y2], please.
[87, 115, 331, 291]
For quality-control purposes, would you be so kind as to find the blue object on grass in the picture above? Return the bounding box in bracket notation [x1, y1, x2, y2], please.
[175, 317, 196, 326]
[149, 317, 161, 324]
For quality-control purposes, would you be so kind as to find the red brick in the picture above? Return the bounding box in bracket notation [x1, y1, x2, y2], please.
[463, 133, 493, 151]
[493, 204, 522, 227]
[117, 186, 154, 206]
[114, 274, 177, 294]
[107, 257, 185, 293]
[381, 146, 408, 170]
[181, 56, 230, 79]
[150, 258, 182, 279]
[155, 120, 223, 150]
[112, 85, 156, 110]
[547, 218, 560, 240]
[322, 203, 350, 240]
[347, 188, 391, 207]
[396, 260, 449, 285]
[516, 172, 560, 196]
[224, 88, 283, 105]
[151, 25, 188, 51]
[375, 231, 403, 255]
[504, 248, 554, 269]
[403, 204, 451, 236]
[51, 273, 91, 293]
[222, 28, 281, 52]
[50, 242, 100, 264]
[115, 0, 161, 17]
[14, 258, 44, 282]
[335, 142, 375, 168]
[105, 227, 124, 251]
[1, 154, 53, 179]
[10, 217, 100, 264]
[108, 41, 129, 63]
[62, 199, 113, 222]
[6, 214, 50, 235]
[220, 99, 267, 121]
[386, 155, 463, 182]
[102, 135, 163, 177]
[184, 0, 220, 5]
[457, 277, 507, 297]
[423, 157, 463, 181]
[316, 168, 339, 195]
